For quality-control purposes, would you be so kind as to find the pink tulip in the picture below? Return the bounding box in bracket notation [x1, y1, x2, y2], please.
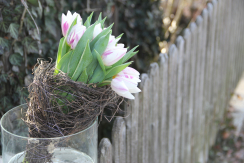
[67, 24, 86, 49]
[62, 11, 82, 37]
[101, 43, 127, 66]
[111, 67, 141, 99]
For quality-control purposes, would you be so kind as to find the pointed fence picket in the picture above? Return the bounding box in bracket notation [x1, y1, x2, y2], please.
[97, 0, 244, 163]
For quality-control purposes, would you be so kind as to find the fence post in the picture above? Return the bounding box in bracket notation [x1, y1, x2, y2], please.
[98, 138, 113, 163]
[174, 36, 184, 163]
[167, 44, 178, 163]
[149, 63, 160, 163]
[138, 74, 150, 163]
[112, 117, 126, 163]
[158, 53, 169, 163]
[125, 93, 139, 163]
[182, 28, 191, 163]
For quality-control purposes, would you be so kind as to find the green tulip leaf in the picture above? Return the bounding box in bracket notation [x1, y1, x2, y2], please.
[116, 33, 123, 40]
[90, 23, 113, 50]
[105, 61, 132, 79]
[112, 46, 139, 67]
[100, 17, 107, 29]
[77, 68, 88, 83]
[68, 23, 96, 77]
[94, 50, 105, 74]
[71, 40, 93, 81]
[84, 12, 94, 28]
[122, 46, 139, 63]
[97, 80, 111, 87]
[88, 65, 105, 84]
[56, 37, 65, 64]
[86, 31, 111, 78]
[55, 50, 73, 74]
[98, 13, 102, 22]
[92, 30, 111, 55]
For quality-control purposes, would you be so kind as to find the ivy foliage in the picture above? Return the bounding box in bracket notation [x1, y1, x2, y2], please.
[116, 0, 164, 72]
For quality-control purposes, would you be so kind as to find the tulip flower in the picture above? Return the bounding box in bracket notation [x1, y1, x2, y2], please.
[111, 67, 141, 99]
[101, 43, 127, 66]
[93, 23, 103, 39]
[67, 24, 86, 49]
[62, 11, 82, 37]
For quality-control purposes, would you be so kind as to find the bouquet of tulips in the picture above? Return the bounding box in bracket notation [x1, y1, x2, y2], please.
[23, 11, 141, 163]
[56, 11, 141, 99]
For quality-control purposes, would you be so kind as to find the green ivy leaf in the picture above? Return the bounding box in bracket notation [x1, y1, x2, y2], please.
[45, 18, 57, 37]
[105, 62, 132, 79]
[0, 74, 8, 83]
[0, 37, 9, 49]
[0, 96, 11, 109]
[14, 5, 23, 14]
[9, 53, 23, 66]
[23, 37, 39, 54]
[13, 42, 23, 56]
[28, 42, 39, 54]
[46, 0, 55, 7]
[9, 76, 16, 85]
[12, 93, 19, 103]
[8, 23, 19, 39]
[0, 21, 9, 33]
[27, 0, 39, 6]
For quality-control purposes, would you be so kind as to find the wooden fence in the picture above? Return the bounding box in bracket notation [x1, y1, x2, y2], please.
[98, 0, 244, 163]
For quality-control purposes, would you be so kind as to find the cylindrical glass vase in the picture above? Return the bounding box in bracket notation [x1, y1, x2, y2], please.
[1, 104, 97, 163]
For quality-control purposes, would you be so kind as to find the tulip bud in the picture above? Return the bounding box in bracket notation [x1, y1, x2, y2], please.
[101, 43, 127, 66]
[61, 11, 82, 37]
[67, 24, 86, 49]
[111, 67, 141, 99]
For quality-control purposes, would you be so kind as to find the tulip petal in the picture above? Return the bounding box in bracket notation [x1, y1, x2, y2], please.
[111, 78, 135, 99]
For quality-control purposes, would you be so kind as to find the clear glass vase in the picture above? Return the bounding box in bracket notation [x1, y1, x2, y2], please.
[1, 104, 97, 163]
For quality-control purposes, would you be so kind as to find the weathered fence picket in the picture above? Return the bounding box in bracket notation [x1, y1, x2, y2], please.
[182, 28, 191, 163]
[158, 53, 168, 163]
[97, 0, 244, 163]
[98, 138, 113, 163]
[174, 36, 184, 163]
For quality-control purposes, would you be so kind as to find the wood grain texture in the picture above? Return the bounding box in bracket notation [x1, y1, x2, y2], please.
[167, 44, 178, 163]
[189, 21, 197, 163]
[138, 73, 150, 163]
[174, 36, 184, 163]
[149, 63, 160, 163]
[112, 117, 126, 163]
[98, 138, 113, 163]
[182, 28, 191, 163]
[158, 53, 169, 163]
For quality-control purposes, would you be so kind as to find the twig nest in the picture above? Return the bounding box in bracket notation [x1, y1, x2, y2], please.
[25, 59, 122, 138]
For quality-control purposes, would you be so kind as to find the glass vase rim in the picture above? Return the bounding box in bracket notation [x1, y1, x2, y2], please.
[0, 103, 97, 140]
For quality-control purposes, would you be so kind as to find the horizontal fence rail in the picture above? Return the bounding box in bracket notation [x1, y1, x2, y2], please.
[98, 0, 244, 162]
